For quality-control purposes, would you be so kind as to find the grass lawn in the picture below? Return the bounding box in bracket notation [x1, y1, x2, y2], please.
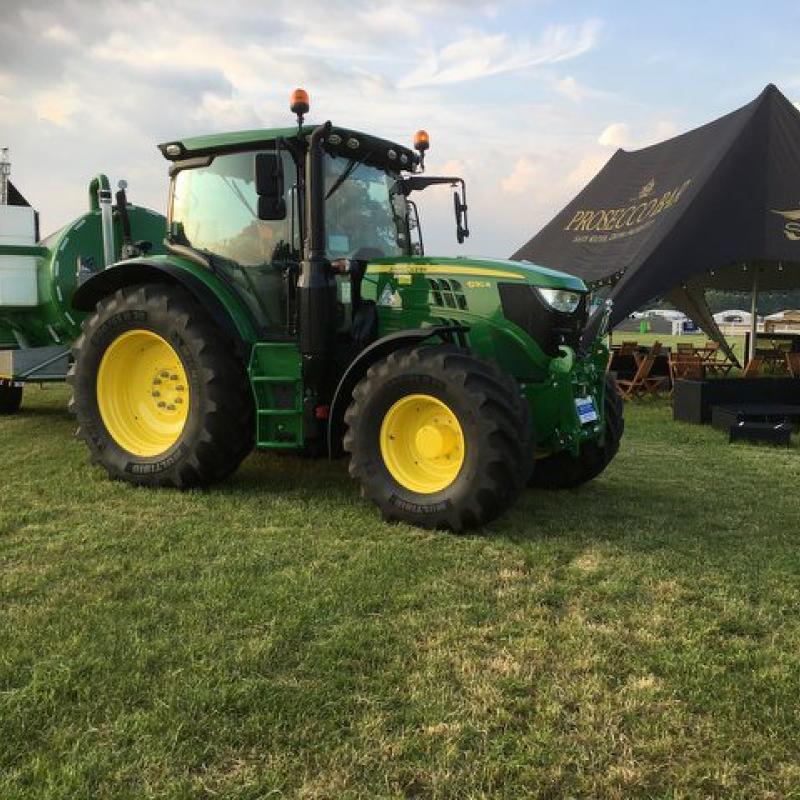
[2, 386, 800, 799]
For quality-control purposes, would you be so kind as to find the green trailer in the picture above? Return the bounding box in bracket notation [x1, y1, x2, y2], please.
[5, 91, 623, 531]
[0, 168, 166, 409]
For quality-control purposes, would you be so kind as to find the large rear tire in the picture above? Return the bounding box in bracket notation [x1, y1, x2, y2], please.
[344, 345, 531, 531]
[529, 372, 624, 490]
[68, 284, 254, 488]
[0, 383, 22, 414]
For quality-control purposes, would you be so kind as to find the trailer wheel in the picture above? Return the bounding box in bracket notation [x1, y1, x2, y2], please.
[68, 283, 254, 488]
[344, 345, 531, 532]
[0, 383, 22, 414]
[529, 372, 624, 490]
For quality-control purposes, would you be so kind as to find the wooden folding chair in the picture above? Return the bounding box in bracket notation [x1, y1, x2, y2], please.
[676, 342, 695, 356]
[702, 341, 737, 376]
[669, 353, 704, 389]
[770, 342, 793, 374]
[742, 356, 764, 377]
[701, 341, 719, 363]
[616, 354, 668, 400]
[785, 352, 800, 378]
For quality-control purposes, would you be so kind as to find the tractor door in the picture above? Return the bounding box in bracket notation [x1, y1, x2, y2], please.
[169, 149, 301, 336]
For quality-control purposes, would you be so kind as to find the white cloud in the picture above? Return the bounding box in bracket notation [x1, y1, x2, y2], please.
[552, 74, 615, 104]
[567, 151, 612, 188]
[359, 5, 421, 37]
[598, 122, 632, 148]
[553, 76, 585, 102]
[598, 119, 677, 150]
[649, 120, 678, 142]
[501, 157, 541, 194]
[34, 84, 81, 127]
[398, 20, 600, 88]
[437, 159, 467, 176]
[42, 24, 78, 44]
[190, 93, 262, 130]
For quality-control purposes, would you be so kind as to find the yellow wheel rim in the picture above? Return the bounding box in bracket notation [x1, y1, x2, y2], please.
[96, 330, 190, 457]
[379, 393, 465, 494]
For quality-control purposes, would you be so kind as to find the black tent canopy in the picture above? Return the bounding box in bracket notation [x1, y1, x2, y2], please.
[512, 84, 800, 362]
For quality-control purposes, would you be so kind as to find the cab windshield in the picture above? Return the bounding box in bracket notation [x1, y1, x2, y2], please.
[324, 155, 410, 259]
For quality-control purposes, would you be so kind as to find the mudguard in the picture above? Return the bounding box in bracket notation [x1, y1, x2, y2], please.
[72, 260, 257, 358]
[327, 324, 468, 457]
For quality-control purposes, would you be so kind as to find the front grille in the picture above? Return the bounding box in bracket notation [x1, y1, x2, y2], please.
[498, 283, 588, 357]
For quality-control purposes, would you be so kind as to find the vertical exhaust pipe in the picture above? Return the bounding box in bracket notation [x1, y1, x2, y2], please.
[299, 122, 337, 394]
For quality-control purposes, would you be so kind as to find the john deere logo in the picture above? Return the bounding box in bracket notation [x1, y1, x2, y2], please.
[638, 179, 655, 199]
[772, 207, 800, 241]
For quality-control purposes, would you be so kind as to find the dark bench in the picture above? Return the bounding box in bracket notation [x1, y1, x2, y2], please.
[711, 403, 800, 431]
[728, 421, 792, 446]
[673, 378, 800, 424]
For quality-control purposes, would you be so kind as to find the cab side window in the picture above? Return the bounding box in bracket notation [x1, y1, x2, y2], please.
[171, 150, 299, 332]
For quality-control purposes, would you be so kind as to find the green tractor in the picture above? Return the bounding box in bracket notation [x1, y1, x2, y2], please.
[66, 90, 622, 531]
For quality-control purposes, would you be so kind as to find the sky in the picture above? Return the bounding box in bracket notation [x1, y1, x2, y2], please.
[1, 0, 799, 258]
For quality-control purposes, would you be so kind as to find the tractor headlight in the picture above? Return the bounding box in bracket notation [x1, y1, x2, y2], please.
[536, 287, 582, 314]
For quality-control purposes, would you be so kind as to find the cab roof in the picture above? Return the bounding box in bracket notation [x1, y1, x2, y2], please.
[158, 124, 420, 172]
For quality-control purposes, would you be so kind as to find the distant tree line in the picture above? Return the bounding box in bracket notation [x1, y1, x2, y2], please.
[647, 290, 800, 315]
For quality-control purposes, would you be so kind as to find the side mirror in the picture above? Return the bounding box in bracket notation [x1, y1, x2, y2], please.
[454, 190, 469, 244]
[255, 153, 286, 220]
[407, 199, 424, 256]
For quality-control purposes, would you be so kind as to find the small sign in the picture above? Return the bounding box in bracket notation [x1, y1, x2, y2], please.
[378, 284, 402, 309]
[575, 396, 598, 425]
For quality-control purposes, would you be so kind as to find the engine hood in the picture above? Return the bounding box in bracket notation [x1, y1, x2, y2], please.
[365, 256, 587, 292]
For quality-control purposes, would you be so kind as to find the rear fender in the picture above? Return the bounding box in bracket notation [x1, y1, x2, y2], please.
[72, 260, 258, 359]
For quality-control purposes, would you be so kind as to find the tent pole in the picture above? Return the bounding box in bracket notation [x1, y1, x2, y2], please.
[748, 266, 758, 364]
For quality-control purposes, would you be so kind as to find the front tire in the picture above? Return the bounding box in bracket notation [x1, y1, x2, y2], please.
[69, 283, 254, 488]
[0, 383, 22, 414]
[529, 372, 624, 490]
[344, 345, 531, 532]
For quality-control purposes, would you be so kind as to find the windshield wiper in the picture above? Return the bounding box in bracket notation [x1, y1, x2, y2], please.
[325, 158, 358, 200]
[221, 175, 257, 219]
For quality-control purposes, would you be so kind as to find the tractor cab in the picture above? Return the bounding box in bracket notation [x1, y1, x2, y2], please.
[158, 108, 468, 350]
[162, 130, 412, 335]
